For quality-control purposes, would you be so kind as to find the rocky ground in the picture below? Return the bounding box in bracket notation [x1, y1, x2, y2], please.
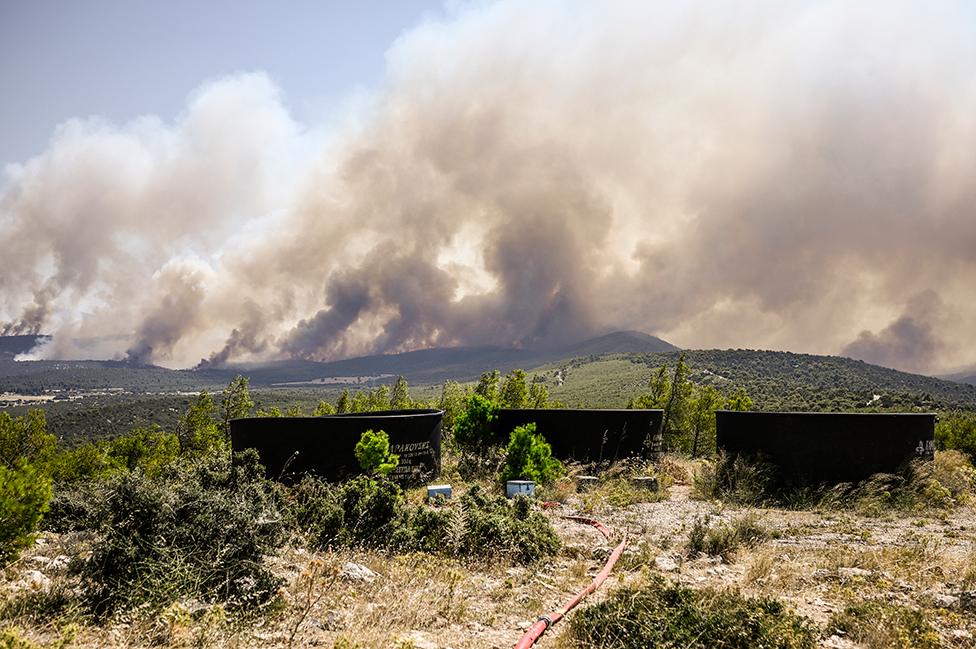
[5, 476, 976, 648]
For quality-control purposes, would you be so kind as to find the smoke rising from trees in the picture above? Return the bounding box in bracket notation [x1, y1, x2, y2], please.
[2, 1, 974, 373]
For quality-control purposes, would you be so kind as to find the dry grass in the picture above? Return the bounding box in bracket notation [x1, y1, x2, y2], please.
[5, 452, 976, 648]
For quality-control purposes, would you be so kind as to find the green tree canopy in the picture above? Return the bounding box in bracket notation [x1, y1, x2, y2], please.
[500, 369, 530, 408]
[391, 375, 411, 410]
[354, 429, 399, 476]
[220, 375, 254, 431]
[0, 409, 55, 468]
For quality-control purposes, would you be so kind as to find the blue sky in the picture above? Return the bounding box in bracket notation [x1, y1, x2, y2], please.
[0, 0, 446, 166]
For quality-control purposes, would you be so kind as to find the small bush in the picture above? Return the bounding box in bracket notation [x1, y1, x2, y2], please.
[289, 480, 559, 564]
[0, 581, 79, 625]
[43, 480, 109, 532]
[0, 462, 52, 566]
[416, 487, 560, 564]
[692, 452, 775, 505]
[0, 410, 55, 468]
[289, 474, 405, 550]
[914, 450, 976, 506]
[452, 394, 501, 454]
[935, 412, 976, 463]
[829, 601, 940, 649]
[565, 576, 817, 648]
[104, 426, 180, 477]
[78, 450, 284, 616]
[46, 444, 114, 484]
[499, 423, 563, 486]
[831, 453, 976, 512]
[354, 429, 399, 476]
[686, 515, 768, 563]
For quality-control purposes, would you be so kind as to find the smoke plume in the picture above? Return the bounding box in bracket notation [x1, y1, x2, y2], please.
[2, 1, 975, 373]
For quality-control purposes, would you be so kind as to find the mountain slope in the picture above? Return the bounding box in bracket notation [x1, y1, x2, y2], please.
[555, 330, 679, 356]
[200, 330, 679, 386]
[537, 349, 976, 410]
[941, 368, 976, 387]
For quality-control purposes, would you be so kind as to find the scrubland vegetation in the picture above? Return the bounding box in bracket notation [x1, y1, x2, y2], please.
[1, 360, 975, 648]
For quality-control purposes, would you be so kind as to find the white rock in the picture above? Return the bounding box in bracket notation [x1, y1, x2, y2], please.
[18, 569, 51, 591]
[654, 555, 680, 572]
[339, 562, 379, 584]
[837, 567, 872, 580]
[932, 593, 959, 609]
[824, 634, 856, 648]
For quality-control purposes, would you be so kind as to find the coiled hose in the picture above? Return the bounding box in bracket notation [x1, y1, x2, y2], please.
[513, 514, 627, 648]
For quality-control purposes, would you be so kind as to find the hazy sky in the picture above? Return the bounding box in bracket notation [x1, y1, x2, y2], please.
[0, 0, 445, 166]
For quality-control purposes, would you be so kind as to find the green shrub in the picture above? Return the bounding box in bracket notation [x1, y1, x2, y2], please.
[0, 410, 55, 468]
[335, 475, 406, 547]
[829, 601, 940, 649]
[0, 581, 79, 625]
[42, 479, 109, 533]
[935, 412, 976, 463]
[566, 576, 817, 648]
[499, 423, 563, 486]
[452, 394, 501, 454]
[289, 480, 559, 564]
[104, 426, 180, 477]
[176, 391, 226, 458]
[686, 515, 768, 563]
[411, 487, 560, 564]
[78, 450, 283, 616]
[354, 429, 399, 476]
[287, 476, 345, 546]
[46, 443, 114, 484]
[692, 452, 776, 505]
[290, 475, 404, 550]
[0, 462, 52, 566]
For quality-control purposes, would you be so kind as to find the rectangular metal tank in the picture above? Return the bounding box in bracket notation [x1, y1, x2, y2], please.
[230, 408, 443, 484]
[715, 411, 936, 485]
[493, 408, 664, 463]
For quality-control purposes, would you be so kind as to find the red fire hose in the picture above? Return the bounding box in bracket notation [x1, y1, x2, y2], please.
[513, 514, 627, 648]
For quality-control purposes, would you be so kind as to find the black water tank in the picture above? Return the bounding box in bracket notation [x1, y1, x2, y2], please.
[493, 408, 663, 462]
[715, 411, 936, 484]
[230, 409, 443, 484]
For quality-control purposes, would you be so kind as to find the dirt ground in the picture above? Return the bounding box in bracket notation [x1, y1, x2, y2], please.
[6, 480, 976, 648]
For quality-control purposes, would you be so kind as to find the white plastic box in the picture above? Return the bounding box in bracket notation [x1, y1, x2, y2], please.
[506, 480, 536, 498]
[427, 484, 452, 500]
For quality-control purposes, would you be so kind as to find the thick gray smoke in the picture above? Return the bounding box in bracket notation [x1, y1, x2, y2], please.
[2, 1, 975, 373]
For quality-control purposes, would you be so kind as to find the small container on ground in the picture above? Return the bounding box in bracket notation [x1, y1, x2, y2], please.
[427, 484, 452, 500]
[631, 476, 659, 491]
[506, 480, 536, 498]
[577, 475, 599, 491]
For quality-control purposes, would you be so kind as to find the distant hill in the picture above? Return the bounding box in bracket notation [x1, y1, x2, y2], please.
[0, 330, 677, 393]
[0, 335, 50, 357]
[537, 349, 976, 411]
[552, 330, 679, 356]
[198, 330, 679, 386]
[4, 333, 973, 413]
[940, 368, 976, 387]
[6, 338, 976, 441]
